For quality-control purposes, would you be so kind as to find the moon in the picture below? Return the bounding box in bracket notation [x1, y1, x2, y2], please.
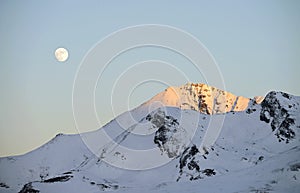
[55, 47, 69, 62]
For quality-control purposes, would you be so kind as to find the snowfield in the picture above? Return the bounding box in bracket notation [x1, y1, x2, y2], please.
[0, 84, 299, 193]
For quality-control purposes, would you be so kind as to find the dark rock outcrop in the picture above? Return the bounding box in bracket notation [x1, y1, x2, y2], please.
[260, 91, 296, 143]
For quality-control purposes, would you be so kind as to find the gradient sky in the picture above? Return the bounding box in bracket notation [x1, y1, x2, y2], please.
[1, 0, 300, 156]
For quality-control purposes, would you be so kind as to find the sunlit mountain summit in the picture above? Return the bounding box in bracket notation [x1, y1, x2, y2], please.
[144, 82, 264, 114]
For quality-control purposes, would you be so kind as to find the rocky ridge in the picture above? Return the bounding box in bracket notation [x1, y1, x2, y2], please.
[1, 83, 299, 193]
[144, 83, 263, 114]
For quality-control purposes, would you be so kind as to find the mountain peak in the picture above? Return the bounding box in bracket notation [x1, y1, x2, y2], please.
[144, 82, 263, 114]
[1, 85, 300, 193]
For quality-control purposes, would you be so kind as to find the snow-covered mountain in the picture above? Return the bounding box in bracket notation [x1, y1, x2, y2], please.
[143, 83, 264, 114]
[0, 83, 299, 193]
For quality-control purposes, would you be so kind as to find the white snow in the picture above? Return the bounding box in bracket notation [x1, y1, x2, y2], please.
[0, 84, 299, 193]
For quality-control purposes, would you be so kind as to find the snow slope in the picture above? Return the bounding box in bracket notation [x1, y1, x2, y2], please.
[0, 84, 299, 193]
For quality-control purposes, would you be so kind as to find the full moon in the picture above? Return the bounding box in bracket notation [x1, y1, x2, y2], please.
[55, 47, 69, 62]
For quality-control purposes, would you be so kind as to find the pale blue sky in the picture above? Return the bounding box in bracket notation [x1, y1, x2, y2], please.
[1, 0, 299, 156]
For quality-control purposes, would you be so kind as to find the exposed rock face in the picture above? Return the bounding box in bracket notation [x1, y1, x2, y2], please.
[0, 182, 9, 189]
[145, 83, 262, 114]
[178, 145, 201, 181]
[19, 183, 39, 193]
[260, 91, 298, 143]
[146, 109, 189, 158]
[177, 145, 216, 181]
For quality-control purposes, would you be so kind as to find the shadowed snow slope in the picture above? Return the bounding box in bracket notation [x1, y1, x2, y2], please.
[0, 84, 299, 193]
